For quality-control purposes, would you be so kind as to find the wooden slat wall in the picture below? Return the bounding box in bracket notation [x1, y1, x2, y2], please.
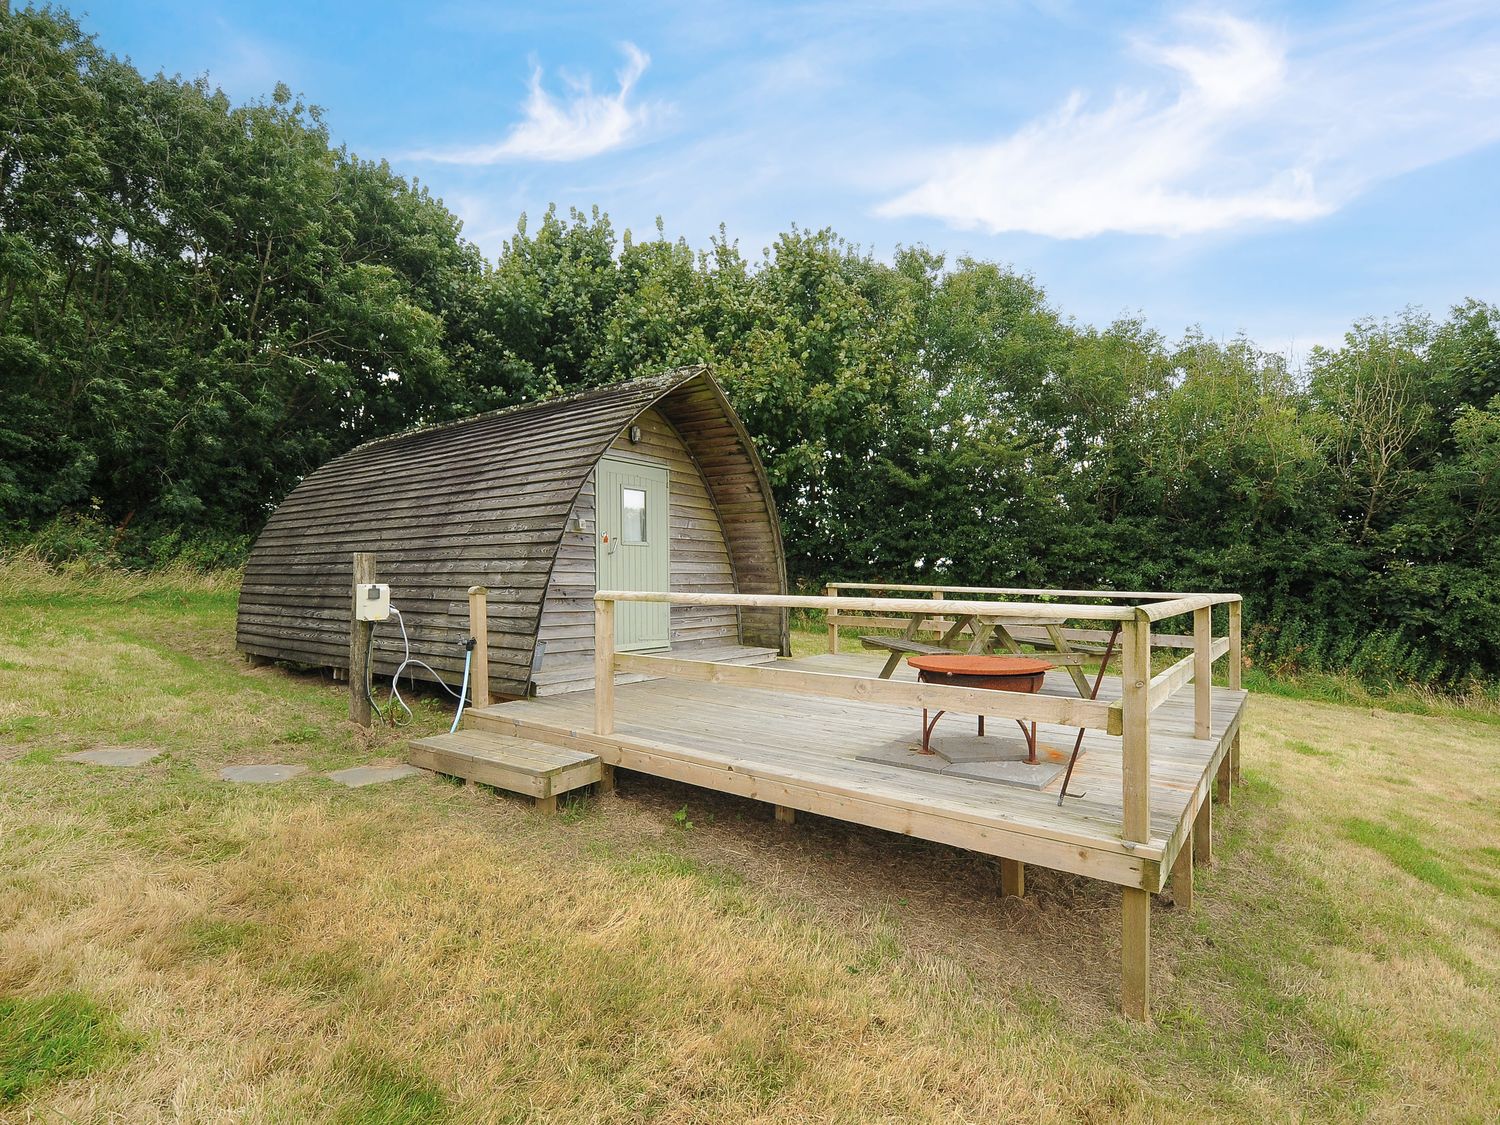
[538, 408, 739, 671]
[234, 367, 790, 697]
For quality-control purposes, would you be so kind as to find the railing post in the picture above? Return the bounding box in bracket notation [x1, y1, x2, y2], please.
[1227, 597, 1243, 785]
[594, 596, 615, 735]
[467, 585, 490, 709]
[1227, 598, 1242, 690]
[1120, 611, 1152, 842]
[1120, 607, 1153, 1022]
[825, 583, 839, 654]
[1193, 606, 1212, 739]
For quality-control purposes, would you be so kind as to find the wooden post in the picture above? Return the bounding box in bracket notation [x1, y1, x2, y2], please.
[774, 804, 796, 825]
[1170, 834, 1194, 910]
[349, 552, 375, 727]
[1121, 887, 1151, 1022]
[466, 586, 490, 709]
[1120, 610, 1152, 1021]
[1193, 606, 1212, 739]
[1193, 799, 1212, 865]
[1227, 599, 1242, 690]
[826, 584, 839, 654]
[1215, 755, 1232, 806]
[594, 596, 615, 735]
[1228, 599, 1243, 787]
[599, 764, 616, 795]
[1000, 858, 1025, 899]
[1120, 612, 1152, 844]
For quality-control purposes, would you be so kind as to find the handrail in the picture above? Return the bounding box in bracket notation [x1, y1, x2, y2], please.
[1147, 638, 1229, 712]
[826, 582, 1197, 601]
[601, 589, 1138, 621]
[593, 586, 1244, 844]
[613, 652, 1119, 732]
[822, 583, 1241, 657]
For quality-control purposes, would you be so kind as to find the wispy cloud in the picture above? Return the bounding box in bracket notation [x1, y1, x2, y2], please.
[877, 6, 1500, 239]
[411, 43, 657, 164]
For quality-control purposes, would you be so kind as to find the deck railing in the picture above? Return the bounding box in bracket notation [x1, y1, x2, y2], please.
[593, 588, 1241, 844]
[824, 581, 1213, 654]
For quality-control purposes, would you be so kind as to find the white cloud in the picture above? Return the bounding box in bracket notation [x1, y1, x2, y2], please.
[411, 43, 657, 164]
[877, 6, 1500, 239]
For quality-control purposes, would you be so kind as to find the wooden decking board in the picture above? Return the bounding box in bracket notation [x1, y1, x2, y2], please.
[467, 652, 1246, 890]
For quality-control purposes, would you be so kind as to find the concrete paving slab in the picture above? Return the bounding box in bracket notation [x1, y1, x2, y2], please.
[218, 764, 308, 783]
[62, 747, 163, 767]
[856, 735, 1071, 792]
[326, 764, 423, 788]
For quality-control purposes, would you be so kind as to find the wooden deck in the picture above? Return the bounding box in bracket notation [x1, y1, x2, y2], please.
[465, 651, 1246, 893]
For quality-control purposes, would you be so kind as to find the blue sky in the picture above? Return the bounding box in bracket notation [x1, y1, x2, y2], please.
[83, 1, 1500, 358]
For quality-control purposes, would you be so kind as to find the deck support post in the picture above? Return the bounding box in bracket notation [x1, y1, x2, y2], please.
[774, 804, 796, 825]
[1230, 728, 1242, 785]
[826, 584, 839, 653]
[1119, 611, 1153, 1020]
[599, 764, 616, 795]
[1215, 755, 1231, 806]
[1000, 858, 1025, 899]
[1120, 612, 1152, 844]
[349, 551, 375, 727]
[1121, 887, 1151, 1022]
[1193, 798, 1212, 865]
[1170, 835, 1194, 910]
[467, 586, 490, 709]
[1193, 606, 1212, 739]
[594, 597, 615, 735]
[535, 795, 558, 816]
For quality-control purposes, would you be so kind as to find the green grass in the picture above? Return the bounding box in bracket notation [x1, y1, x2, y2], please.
[1344, 817, 1469, 895]
[0, 993, 132, 1104]
[1, 560, 1498, 1121]
[332, 1050, 447, 1125]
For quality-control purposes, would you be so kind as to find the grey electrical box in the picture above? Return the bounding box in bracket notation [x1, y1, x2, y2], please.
[354, 582, 390, 621]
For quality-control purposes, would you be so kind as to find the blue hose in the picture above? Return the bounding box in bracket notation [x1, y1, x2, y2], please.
[450, 645, 473, 733]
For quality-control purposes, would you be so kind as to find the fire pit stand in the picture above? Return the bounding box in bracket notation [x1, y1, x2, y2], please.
[907, 655, 1056, 764]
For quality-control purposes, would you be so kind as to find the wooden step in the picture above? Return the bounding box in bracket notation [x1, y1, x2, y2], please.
[464, 707, 589, 751]
[408, 729, 601, 808]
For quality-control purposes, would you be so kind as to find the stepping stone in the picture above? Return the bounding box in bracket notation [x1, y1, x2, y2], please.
[62, 747, 162, 767]
[326, 764, 422, 788]
[218, 764, 307, 783]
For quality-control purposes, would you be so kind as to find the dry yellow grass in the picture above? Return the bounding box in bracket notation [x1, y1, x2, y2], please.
[0, 565, 1496, 1122]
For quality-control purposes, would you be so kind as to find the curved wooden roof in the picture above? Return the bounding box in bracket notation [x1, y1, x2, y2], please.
[236, 366, 787, 697]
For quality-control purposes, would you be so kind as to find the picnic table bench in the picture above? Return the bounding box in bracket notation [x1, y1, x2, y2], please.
[858, 610, 1088, 684]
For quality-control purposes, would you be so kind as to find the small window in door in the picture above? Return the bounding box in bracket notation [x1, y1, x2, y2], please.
[621, 487, 647, 544]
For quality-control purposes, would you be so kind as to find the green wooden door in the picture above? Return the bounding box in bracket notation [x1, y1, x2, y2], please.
[596, 456, 670, 651]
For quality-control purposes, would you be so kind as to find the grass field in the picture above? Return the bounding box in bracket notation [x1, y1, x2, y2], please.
[2, 561, 1498, 1122]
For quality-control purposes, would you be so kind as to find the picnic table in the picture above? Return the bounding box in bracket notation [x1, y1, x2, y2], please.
[859, 607, 1122, 801]
[859, 608, 1098, 695]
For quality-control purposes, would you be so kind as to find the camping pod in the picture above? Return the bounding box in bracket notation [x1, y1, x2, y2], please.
[236, 366, 789, 698]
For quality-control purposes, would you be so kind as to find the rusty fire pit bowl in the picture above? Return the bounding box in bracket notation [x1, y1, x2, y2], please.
[906, 654, 1054, 693]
